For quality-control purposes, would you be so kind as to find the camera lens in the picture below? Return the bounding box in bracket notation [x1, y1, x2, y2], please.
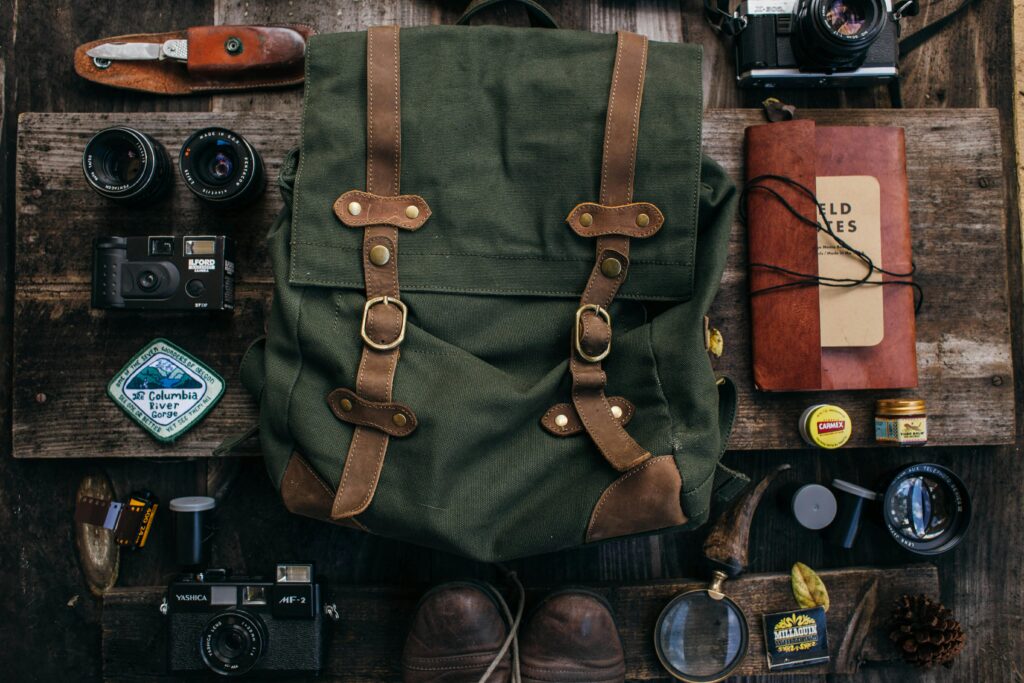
[792, 0, 886, 71]
[882, 463, 971, 556]
[179, 127, 265, 208]
[200, 610, 267, 677]
[206, 150, 235, 182]
[136, 271, 160, 292]
[82, 127, 171, 205]
[826, 0, 868, 36]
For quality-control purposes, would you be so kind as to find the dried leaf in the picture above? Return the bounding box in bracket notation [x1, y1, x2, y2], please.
[791, 562, 830, 612]
[708, 327, 724, 358]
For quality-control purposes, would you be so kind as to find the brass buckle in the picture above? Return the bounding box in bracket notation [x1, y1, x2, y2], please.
[574, 304, 612, 363]
[360, 296, 408, 351]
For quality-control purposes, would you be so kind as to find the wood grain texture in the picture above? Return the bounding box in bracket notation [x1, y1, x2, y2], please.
[1, 2, 1021, 683]
[101, 565, 939, 681]
[0, 2, 216, 680]
[13, 108, 1013, 457]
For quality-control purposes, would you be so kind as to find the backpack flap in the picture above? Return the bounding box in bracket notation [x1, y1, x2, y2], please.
[289, 26, 703, 302]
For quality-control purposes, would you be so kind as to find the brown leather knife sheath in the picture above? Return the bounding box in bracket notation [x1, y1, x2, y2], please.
[74, 24, 315, 95]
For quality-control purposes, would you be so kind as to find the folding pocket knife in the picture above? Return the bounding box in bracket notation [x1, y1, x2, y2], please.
[85, 25, 308, 76]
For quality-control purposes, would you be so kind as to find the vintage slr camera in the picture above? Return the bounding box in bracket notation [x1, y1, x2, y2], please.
[734, 0, 904, 88]
[165, 565, 327, 677]
[92, 235, 235, 311]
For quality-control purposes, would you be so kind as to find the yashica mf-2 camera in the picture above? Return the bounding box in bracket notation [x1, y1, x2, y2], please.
[92, 235, 235, 311]
[164, 564, 328, 676]
[731, 0, 908, 88]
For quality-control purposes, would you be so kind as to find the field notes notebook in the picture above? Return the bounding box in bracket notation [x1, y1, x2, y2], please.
[817, 175, 884, 347]
[745, 121, 917, 391]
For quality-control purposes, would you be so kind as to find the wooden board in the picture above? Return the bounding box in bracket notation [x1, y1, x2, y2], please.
[13, 109, 1013, 457]
[101, 564, 938, 680]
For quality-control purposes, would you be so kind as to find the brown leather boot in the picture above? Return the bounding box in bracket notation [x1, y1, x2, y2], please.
[519, 590, 625, 683]
[402, 581, 513, 682]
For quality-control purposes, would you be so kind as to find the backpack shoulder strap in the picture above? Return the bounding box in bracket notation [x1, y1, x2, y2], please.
[563, 31, 664, 472]
[329, 25, 430, 519]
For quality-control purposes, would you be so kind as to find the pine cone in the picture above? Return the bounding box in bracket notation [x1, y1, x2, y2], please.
[887, 594, 965, 669]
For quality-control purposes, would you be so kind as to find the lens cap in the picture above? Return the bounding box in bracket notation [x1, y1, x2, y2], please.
[792, 484, 838, 530]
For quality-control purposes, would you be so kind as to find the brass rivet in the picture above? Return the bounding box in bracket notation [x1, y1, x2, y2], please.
[339, 398, 353, 412]
[554, 414, 569, 428]
[579, 212, 594, 228]
[611, 405, 623, 419]
[393, 413, 408, 427]
[369, 244, 391, 266]
[405, 205, 420, 219]
[601, 257, 622, 278]
[348, 201, 362, 216]
[636, 213, 650, 228]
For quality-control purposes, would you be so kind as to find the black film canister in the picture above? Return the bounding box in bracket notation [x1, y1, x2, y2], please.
[828, 479, 878, 549]
[169, 496, 216, 567]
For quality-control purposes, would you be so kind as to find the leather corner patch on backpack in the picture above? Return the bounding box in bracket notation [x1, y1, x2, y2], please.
[586, 455, 686, 542]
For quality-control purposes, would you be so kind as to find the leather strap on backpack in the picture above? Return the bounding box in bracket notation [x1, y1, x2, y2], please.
[565, 31, 660, 473]
[329, 25, 429, 520]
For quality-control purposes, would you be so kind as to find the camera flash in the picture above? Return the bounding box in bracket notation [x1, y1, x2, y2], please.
[184, 239, 216, 256]
[276, 564, 313, 584]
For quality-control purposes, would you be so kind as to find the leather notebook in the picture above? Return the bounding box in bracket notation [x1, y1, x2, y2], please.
[745, 120, 917, 391]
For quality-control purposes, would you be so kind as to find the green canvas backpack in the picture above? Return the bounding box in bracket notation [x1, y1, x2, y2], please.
[239, 6, 746, 562]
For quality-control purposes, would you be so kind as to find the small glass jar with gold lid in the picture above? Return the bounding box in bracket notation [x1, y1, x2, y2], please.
[875, 399, 927, 446]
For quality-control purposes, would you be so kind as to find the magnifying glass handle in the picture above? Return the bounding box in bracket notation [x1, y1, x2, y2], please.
[703, 464, 791, 577]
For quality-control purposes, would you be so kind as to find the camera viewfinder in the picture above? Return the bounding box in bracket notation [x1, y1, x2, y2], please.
[209, 585, 237, 607]
[243, 586, 267, 606]
[149, 237, 174, 256]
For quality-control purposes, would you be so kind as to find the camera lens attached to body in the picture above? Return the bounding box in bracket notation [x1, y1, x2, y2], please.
[82, 127, 171, 205]
[136, 270, 161, 292]
[793, 0, 888, 71]
[179, 128, 265, 208]
[200, 610, 268, 676]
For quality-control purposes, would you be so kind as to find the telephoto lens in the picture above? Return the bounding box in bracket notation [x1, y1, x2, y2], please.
[793, 0, 887, 71]
[179, 127, 266, 208]
[882, 463, 971, 556]
[82, 127, 172, 205]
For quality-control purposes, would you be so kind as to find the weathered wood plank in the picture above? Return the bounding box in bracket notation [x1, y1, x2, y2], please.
[102, 564, 938, 681]
[13, 109, 1012, 456]
[12, 109, 1011, 456]
[12, 286, 267, 458]
[15, 112, 279, 285]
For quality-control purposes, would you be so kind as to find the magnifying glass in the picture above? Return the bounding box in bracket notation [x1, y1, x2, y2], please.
[654, 465, 790, 682]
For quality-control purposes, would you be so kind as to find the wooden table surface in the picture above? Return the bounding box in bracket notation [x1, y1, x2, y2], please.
[11, 108, 1013, 457]
[0, 1, 1020, 682]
